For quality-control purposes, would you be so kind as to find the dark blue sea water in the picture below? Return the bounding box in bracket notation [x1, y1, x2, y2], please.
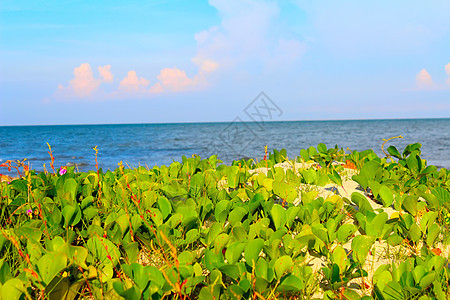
[1, 119, 449, 175]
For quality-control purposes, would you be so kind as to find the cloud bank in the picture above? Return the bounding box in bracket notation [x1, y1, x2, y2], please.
[415, 63, 450, 90]
[55, 0, 304, 100]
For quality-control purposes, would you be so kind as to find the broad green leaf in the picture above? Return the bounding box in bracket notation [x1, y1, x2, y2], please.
[379, 185, 394, 207]
[157, 196, 172, 219]
[337, 224, 357, 243]
[351, 235, 375, 265]
[332, 245, 349, 273]
[214, 233, 229, 254]
[274, 255, 293, 279]
[225, 242, 246, 265]
[228, 206, 247, 226]
[271, 204, 287, 230]
[37, 252, 67, 285]
[387, 146, 402, 159]
[278, 274, 304, 292]
[1, 278, 25, 300]
[272, 181, 297, 203]
[244, 239, 264, 267]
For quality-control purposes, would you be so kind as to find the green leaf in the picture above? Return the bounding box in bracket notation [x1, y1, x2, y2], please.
[1, 278, 25, 300]
[379, 185, 394, 207]
[62, 204, 82, 227]
[328, 170, 342, 187]
[408, 223, 422, 243]
[271, 204, 287, 230]
[214, 233, 229, 254]
[215, 200, 231, 223]
[218, 264, 240, 280]
[317, 143, 327, 154]
[225, 242, 246, 265]
[406, 153, 421, 174]
[337, 224, 357, 243]
[351, 235, 375, 265]
[63, 178, 78, 202]
[387, 146, 402, 159]
[0, 259, 12, 284]
[244, 239, 264, 267]
[426, 223, 440, 246]
[351, 192, 374, 214]
[332, 245, 349, 273]
[228, 206, 247, 226]
[272, 181, 297, 203]
[37, 252, 67, 285]
[278, 274, 304, 292]
[157, 196, 172, 219]
[274, 255, 293, 279]
[86, 236, 120, 266]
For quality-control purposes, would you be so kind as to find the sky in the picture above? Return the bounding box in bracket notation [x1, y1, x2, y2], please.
[0, 0, 449, 125]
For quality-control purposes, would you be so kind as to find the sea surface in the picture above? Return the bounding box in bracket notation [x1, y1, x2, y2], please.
[1, 118, 449, 175]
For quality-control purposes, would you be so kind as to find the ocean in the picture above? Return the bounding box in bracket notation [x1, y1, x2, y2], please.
[1, 118, 449, 175]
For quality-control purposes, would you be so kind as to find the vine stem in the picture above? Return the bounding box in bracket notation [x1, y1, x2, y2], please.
[381, 136, 403, 158]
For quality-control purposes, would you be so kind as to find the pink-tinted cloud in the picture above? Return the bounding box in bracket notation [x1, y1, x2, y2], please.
[98, 65, 113, 83]
[58, 63, 100, 97]
[57, 63, 114, 98]
[445, 63, 450, 85]
[119, 71, 150, 92]
[416, 69, 433, 88]
[156, 68, 203, 92]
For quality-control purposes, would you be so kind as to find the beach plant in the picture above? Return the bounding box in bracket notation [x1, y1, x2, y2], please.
[0, 141, 448, 299]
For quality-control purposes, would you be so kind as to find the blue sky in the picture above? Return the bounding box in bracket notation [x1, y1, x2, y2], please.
[1, 0, 449, 125]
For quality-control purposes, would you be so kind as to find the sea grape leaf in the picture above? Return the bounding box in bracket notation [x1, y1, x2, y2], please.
[228, 206, 247, 226]
[406, 153, 421, 174]
[403, 143, 422, 158]
[271, 204, 287, 230]
[332, 245, 349, 273]
[225, 242, 246, 265]
[351, 235, 375, 265]
[1, 278, 25, 300]
[272, 181, 297, 203]
[337, 224, 357, 243]
[274, 255, 293, 279]
[387, 146, 402, 159]
[157, 196, 172, 220]
[213, 233, 229, 254]
[244, 238, 264, 267]
[278, 274, 304, 292]
[37, 252, 67, 285]
[379, 185, 394, 207]
[351, 192, 374, 215]
[317, 143, 327, 154]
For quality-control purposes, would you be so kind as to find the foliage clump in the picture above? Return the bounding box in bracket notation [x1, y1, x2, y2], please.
[0, 142, 449, 299]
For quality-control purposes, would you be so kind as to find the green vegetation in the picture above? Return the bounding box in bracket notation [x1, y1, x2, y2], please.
[0, 141, 449, 299]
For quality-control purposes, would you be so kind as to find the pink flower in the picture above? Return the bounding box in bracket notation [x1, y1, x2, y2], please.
[59, 167, 67, 175]
[26, 209, 33, 217]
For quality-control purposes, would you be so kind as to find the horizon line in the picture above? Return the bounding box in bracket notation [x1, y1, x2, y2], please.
[1, 116, 449, 127]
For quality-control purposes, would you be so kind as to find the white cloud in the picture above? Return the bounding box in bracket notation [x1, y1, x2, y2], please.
[446, 63, 450, 85]
[119, 71, 150, 92]
[416, 69, 434, 89]
[156, 68, 203, 92]
[98, 65, 113, 83]
[58, 63, 100, 97]
[55, 0, 305, 100]
[57, 63, 115, 98]
[192, 0, 305, 74]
